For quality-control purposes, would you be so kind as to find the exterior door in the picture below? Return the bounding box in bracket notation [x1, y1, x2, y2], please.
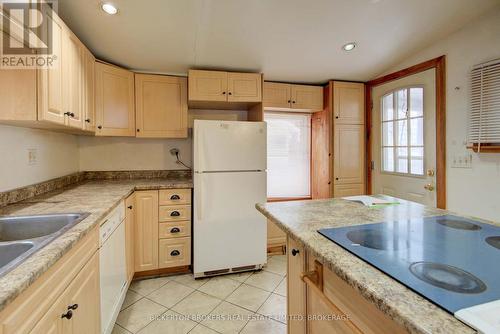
[372, 69, 436, 206]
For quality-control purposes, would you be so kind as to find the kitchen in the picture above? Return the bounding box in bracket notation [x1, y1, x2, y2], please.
[0, 1, 499, 334]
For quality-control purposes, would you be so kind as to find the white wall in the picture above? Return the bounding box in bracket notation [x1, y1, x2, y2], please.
[0, 125, 79, 192]
[380, 7, 500, 221]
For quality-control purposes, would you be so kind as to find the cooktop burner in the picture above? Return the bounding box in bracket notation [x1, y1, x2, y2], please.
[486, 236, 500, 250]
[346, 228, 407, 250]
[318, 215, 500, 314]
[409, 262, 487, 294]
[436, 218, 482, 231]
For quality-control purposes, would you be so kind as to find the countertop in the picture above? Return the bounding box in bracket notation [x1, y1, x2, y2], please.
[0, 177, 192, 313]
[255, 196, 499, 334]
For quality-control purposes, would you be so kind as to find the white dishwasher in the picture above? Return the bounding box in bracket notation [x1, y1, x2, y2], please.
[99, 201, 127, 334]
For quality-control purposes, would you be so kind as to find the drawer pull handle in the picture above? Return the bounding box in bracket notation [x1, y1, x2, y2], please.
[170, 250, 180, 256]
[170, 227, 180, 233]
[61, 310, 73, 320]
[170, 211, 181, 217]
[170, 195, 180, 200]
[291, 249, 300, 256]
[127, 205, 133, 210]
[68, 304, 78, 310]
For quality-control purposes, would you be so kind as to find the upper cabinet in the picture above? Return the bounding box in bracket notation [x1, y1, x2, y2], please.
[188, 70, 262, 103]
[263, 82, 323, 111]
[95, 62, 135, 136]
[135, 74, 188, 138]
[333, 81, 365, 124]
[63, 29, 84, 129]
[83, 50, 96, 131]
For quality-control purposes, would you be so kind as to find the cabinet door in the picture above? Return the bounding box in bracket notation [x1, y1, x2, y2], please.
[263, 82, 291, 109]
[37, 10, 65, 125]
[333, 184, 365, 197]
[135, 74, 188, 138]
[63, 30, 84, 129]
[125, 194, 135, 282]
[333, 82, 365, 125]
[227, 72, 262, 102]
[267, 220, 286, 248]
[188, 70, 227, 102]
[95, 62, 135, 136]
[287, 237, 306, 334]
[83, 50, 95, 131]
[66, 253, 100, 334]
[334, 124, 365, 185]
[29, 293, 69, 334]
[134, 191, 159, 272]
[291, 85, 323, 111]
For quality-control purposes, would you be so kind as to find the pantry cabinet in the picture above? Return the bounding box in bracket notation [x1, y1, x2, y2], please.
[188, 70, 262, 103]
[263, 82, 323, 111]
[333, 82, 365, 125]
[125, 194, 135, 282]
[333, 124, 365, 186]
[95, 62, 135, 136]
[135, 74, 188, 138]
[134, 191, 159, 272]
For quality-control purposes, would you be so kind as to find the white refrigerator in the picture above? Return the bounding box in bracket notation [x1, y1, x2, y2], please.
[193, 120, 267, 278]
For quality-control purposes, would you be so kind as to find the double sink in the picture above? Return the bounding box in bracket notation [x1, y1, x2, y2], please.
[0, 213, 90, 277]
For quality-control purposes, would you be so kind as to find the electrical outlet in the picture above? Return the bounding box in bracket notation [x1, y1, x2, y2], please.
[451, 153, 472, 169]
[169, 148, 179, 156]
[28, 149, 37, 165]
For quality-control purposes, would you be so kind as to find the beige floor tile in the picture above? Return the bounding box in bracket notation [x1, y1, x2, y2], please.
[271, 255, 286, 262]
[240, 318, 286, 334]
[226, 284, 271, 312]
[136, 310, 197, 334]
[257, 293, 287, 324]
[245, 271, 283, 292]
[263, 256, 287, 276]
[189, 324, 219, 334]
[274, 277, 287, 297]
[226, 271, 252, 283]
[198, 276, 241, 299]
[129, 277, 170, 296]
[172, 291, 222, 319]
[172, 274, 211, 289]
[112, 324, 131, 334]
[116, 298, 167, 333]
[147, 281, 195, 308]
[201, 301, 254, 333]
[121, 290, 143, 310]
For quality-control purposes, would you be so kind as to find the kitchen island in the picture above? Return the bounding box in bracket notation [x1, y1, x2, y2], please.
[255, 196, 495, 334]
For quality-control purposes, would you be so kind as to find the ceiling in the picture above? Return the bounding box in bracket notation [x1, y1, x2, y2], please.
[57, 0, 500, 83]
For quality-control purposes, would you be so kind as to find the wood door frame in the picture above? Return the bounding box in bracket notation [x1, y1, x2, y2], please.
[365, 56, 446, 209]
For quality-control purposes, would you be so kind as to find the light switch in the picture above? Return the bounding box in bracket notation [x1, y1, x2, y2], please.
[28, 148, 37, 165]
[451, 153, 472, 169]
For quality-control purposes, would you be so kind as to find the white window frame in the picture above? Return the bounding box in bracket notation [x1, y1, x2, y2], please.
[380, 86, 426, 177]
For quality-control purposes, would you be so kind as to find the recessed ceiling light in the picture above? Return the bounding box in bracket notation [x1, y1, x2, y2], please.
[101, 3, 118, 15]
[342, 42, 356, 52]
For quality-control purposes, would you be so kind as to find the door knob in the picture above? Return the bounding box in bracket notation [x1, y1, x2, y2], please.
[424, 184, 435, 191]
[427, 169, 435, 177]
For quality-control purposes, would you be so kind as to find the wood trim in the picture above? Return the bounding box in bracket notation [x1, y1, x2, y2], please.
[132, 266, 191, 279]
[267, 197, 311, 203]
[467, 144, 500, 152]
[365, 56, 447, 209]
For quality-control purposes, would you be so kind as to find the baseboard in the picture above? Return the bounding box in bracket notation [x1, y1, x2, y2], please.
[133, 265, 191, 280]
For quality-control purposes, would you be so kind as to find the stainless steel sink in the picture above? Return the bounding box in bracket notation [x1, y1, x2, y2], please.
[0, 213, 90, 277]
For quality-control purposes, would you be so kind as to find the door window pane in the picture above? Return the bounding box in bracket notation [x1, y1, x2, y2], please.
[395, 120, 408, 146]
[410, 87, 423, 117]
[396, 89, 407, 119]
[382, 122, 393, 146]
[264, 112, 311, 198]
[410, 118, 424, 146]
[382, 93, 394, 121]
[383, 147, 394, 172]
[396, 147, 408, 173]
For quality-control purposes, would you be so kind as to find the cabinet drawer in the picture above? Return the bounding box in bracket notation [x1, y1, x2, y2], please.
[158, 237, 191, 268]
[159, 189, 191, 206]
[159, 205, 191, 222]
[159, 221, 191, 239]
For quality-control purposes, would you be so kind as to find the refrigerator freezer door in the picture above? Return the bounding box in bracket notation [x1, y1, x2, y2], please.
[194, 171, 267, 275]
[194, 120, 267, 172]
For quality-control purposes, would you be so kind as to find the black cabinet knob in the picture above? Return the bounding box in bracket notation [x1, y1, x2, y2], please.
[228, 92, 232, 95]
[70, 112, 75, 117]
[222, 91, 226, 95]
[291, 249, 300, 256]
[170, 195, 180, 200]
[61, 310, 73, 320]
[335, 116, 339, 119]
[85, 118, 91, 123]
[127, 205, 133, 209]
[170, 227, 180, 233]
[97, 125, 102, 129]
[170, 250, 180, 256]
[170, 211, 180, 217]
[292, 101, 296, 104]
[67, 304, 78, 310]
[137, 129, 140, 132]
[64, 112, 71, 116]
[336, 177, 339, 181]
[287, 100, 291, 103]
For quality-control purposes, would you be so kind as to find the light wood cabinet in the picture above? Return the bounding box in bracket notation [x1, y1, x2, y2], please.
[158, 237, 191, 268]
[188, 70, 262, 103]
[263, 82, 323, 111]
[267, 219, 286, 249]
[287, 237, 306, 334]
[95, 62, 135, 136]
[134, 191, 159, 272]
[333, 124, 365, 185]
[159, 205, 191, 222]
[125, 194, 135, 282]
[135, 74, 188, 138]
[333, 184, 365, 197]
[63, 30, 84, 129]
[333, 82, 365, 125]
[83, 50, 96, 131]
[159, 189, 191, 206]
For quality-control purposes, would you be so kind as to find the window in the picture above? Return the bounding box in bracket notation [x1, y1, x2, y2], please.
[381, 87, 424, 175]
[264, 112, 311, 198]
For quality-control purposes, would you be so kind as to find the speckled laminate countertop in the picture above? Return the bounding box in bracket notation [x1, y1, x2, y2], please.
[0, 177, 192, 312]
[256, 196, 500, 334]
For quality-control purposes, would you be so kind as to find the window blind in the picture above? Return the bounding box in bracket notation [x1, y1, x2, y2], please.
[468, 58, 500, 150]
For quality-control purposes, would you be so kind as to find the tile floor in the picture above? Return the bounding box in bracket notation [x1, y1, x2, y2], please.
[113, 255, 287, 334]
